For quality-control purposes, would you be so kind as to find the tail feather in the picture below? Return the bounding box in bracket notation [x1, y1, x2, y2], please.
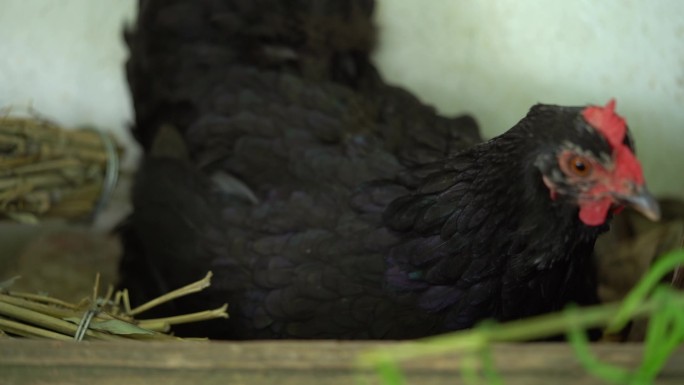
[126, 0, 378, 149]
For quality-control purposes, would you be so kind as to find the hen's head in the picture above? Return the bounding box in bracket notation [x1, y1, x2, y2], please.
[528, 99, 659, 226]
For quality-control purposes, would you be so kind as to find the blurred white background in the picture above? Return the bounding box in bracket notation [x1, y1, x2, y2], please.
[1, 0, 682, 198]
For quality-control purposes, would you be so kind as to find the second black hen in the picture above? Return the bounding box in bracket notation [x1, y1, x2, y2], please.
[119, 0, 659, 339]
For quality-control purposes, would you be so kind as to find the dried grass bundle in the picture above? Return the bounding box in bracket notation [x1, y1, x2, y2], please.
[0, 272, 228, 341]
[0, 115, 120, 223]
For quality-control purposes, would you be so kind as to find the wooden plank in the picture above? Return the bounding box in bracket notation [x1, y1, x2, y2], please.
[1, 340, 683, 385]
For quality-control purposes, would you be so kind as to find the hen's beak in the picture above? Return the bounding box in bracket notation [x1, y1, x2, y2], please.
[615, 185, 661, 221]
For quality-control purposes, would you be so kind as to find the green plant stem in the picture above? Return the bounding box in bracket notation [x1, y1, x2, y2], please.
[360, 292, 684, 366]
[608, 250, 684, 332]
[636, 288, 684, 383]
[567, 315, 630, 384]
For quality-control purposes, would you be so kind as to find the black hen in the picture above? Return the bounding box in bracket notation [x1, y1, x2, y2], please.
[119, 0, 659, 339]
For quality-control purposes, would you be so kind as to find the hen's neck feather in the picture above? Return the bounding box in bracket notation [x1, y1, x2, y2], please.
[382, 127, 607, 325]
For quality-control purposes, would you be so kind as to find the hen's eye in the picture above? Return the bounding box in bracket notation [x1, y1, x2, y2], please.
[568, 155, 592, 177]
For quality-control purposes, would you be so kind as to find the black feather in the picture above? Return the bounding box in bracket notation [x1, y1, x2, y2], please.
[119, 0, 621, 340]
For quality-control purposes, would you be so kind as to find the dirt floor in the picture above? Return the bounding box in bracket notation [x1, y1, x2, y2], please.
[0, 174, 131, 302]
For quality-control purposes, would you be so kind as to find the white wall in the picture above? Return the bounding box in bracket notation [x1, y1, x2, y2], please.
[0, 0, 682, 197]
[374, 1, 684, 198]
[0, 0, 138, 169]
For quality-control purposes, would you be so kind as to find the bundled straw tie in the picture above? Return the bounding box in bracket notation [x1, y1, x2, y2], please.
[0, 114, 121, 223]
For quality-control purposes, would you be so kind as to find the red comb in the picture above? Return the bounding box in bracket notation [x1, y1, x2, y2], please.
[582, 99, 645, 186]
[581, 99, 626, 148]
[614, 145, 645, 185]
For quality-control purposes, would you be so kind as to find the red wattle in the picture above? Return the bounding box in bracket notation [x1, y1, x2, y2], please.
[579, 198, 612, 226]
